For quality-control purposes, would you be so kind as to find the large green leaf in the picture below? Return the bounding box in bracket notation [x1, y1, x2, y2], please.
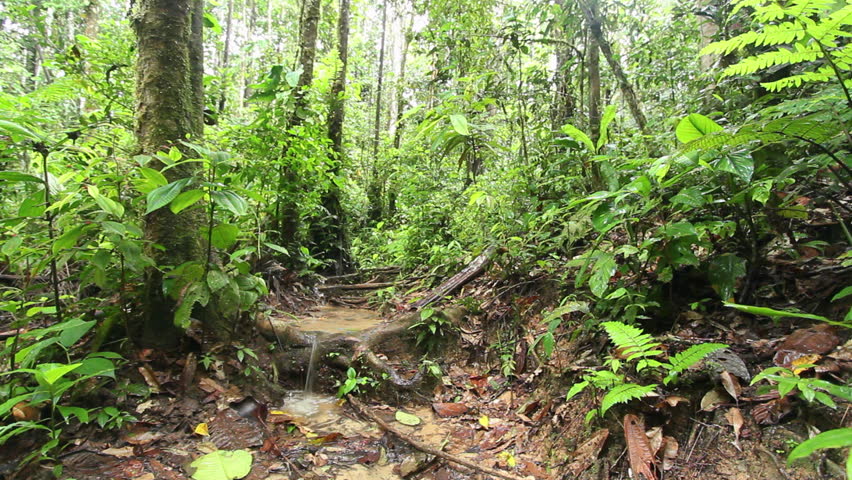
[212, 224, 240, 249]
[724, 302, 832, 323]
[170, 189, 206, 214]
[715, 155, 754, 182]
[211, 191, 248, 216]
[708, 254, 747, 301]
[676, 114, 723, 143]
[37, 362, 82, 385]
[0, 120, 43, 141]
[561, 123, 595, 152]
[787, 428, 852, 466]
[449, 114, 470, 136]
[146, 178, 191, 214]
[590, 252, 616, 298]
[0, 171, 43, 183]
[190, 450, 253, 480]
[598, 105, 617, 150]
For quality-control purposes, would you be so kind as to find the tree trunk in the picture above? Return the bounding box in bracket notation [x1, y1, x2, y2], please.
[312, 0, 352, 274]
[131, 0, 206, 349]
[366, 0, 389, 225]
[581, 0, 650, 137]
[274, 0, 321, 255]
[83, 0, 99, 40]
[217, 0, 234, 114]
[586, 5, 601, 145]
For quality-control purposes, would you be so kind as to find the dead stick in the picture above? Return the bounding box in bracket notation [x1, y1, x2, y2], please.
[347, 395, 532, 480]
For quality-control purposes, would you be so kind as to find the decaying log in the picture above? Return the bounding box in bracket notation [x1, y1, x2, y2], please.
[411, 245, 498, 310]
[347, 395, 530, 480]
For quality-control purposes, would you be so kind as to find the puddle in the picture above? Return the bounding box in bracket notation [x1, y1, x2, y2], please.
[278, 391, 376, 437]
[287, 305, 385, 334]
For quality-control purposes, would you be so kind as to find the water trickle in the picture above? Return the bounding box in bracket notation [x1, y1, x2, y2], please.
[304, 334, 320, 392]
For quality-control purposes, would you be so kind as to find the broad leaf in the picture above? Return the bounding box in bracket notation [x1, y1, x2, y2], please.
[211, 191, 248, 216]
[146, 178, 191, 214]
[170, 189, 205, 214]
[449, 114, 470, 136]
[0, 171, 43, 183]
[708, 254, 746, 301]
[724, 303, 831, 323]
[561, 123, 595, 152]
[395, 410, 421, 426]
[212, 224, 240, 249]
[590, 253, 616, 298]
[190, 450, 253, 480]
[676, 114, 723, 143]
[715, 155, 754, 182]
[787, 428, 852, 464]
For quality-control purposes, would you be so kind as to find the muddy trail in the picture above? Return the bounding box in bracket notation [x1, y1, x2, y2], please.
[2, 256, 851, 480]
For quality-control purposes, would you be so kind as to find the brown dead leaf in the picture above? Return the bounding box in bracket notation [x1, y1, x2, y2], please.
[655, 396, 689, 409]
[624, 415, 657, 480]
[752, 397, 793, 425]
[432, 402, 468, 418]
[198, 377, 226, 394]
[773, 324, 839, 368]
[124, 425, 165, 446]
[137, 365, 162, 394]
[564, 429, 609, 477]
[12, 402, 40, 421]
[700, 388, 731, 411]
[660, 436, 678, 471]
[720, 371, 742, 400]
[101, 447, 135, 458]
[646, 426, 663, 456]
[725, 408, 744, 450]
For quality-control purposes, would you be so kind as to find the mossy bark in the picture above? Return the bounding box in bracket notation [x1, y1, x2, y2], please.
[130, 0, 205, 349]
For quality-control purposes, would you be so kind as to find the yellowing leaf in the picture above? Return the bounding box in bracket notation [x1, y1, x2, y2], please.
[194, 423, 210, 436]
[792, 354, 821, 375]
[498, 450, 516, 467]
[395, 410, 421, 426]
[269, 410, 287, 415]
[478, 415, 490, 429]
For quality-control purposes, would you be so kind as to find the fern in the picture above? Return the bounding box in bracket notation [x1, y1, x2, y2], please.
[600, 383, 657, 416]
[600, 321, 661, 360]
[663, 343, 728, 385]
[701, 0, 852, 98]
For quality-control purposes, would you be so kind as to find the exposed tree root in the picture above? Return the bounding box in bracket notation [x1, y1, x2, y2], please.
[347, 395, 531, 480]
[257, 307, 466, 390]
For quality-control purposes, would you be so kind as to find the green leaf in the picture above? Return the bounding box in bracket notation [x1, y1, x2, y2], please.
[264, 242, 289, 256]
[590, 253, 616, 298]
[212, 224, 240, 249]
[598, 105, 617, 150]
[75, 357, 115, 379]
[600, 383, 657, 415]
[566, 380, 589, 400]
[708, 254, 747, 301]
[0, 120, 43, 141]
[53, 225, 86, 253]
[56, 405, 89, 424]
[724, 303, 831, 323]
[787, 428, 852, 464]
[170, 189, 205, 214]
[560, 123, 595, 152]
[211, 191, 248, 216]
[207, 270, 229, 292]
[190, 450, 253, 480]
[395, 410, 421, 426]
[135, 167, 168, 194]
[87, 186, 125, 218]
[664, 343, 728, 385]
[449, 114, 470, 136]
[58, 319, 96, 347]
[670, 187, 706, 208]
[832, 286, 852, 302]
[0, 171, 44, 183]
[146, 178, 191, 214]
[715, 155, 754, 182]
[676, 114, 723, 143]
[38, 362, 82, 385]
[2, 235, 23, 256]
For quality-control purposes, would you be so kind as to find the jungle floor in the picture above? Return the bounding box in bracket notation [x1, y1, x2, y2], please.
[2, 251, 851, 480]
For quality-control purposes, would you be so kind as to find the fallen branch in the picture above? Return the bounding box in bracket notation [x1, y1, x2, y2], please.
[347, 395, 531, 480]
[411, 245, 499, 310]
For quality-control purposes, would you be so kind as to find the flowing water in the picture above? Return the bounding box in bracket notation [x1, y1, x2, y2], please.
[304, 334, 320, 392]
[290, 305, 385, 334]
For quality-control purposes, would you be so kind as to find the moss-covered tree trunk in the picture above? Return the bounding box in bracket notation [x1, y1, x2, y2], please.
[131, 0, 205, 348]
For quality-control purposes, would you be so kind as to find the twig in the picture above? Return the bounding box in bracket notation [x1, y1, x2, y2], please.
[347, 395, 534, 480]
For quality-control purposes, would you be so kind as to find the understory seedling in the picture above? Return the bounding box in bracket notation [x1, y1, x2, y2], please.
[409, 308, 455, 351]
[566, 321, 727, 422]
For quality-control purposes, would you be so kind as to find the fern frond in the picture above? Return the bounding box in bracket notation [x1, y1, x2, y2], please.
[600, 383, 657, 415]
[664, 343, 728, 385]
[722, 47, 821, 77]
[601, 321, 659, 353]
[762, 66, 835, 91]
